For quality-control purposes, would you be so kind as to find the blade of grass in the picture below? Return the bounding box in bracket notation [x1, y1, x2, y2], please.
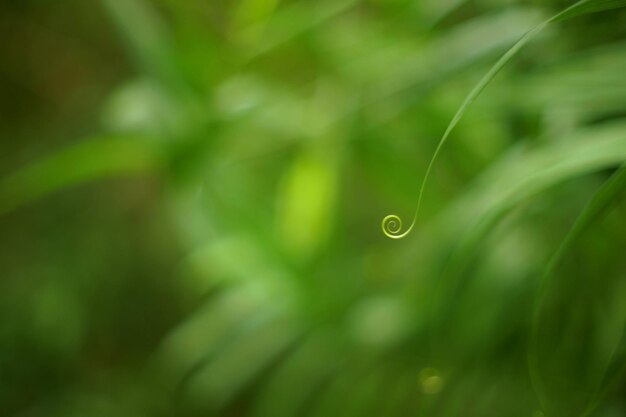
[529, 164, 626, 417]
[390, 122, 626, 352]
[445, 122, 626, 273]
[552, 0, 626, 21]
[0, 136, 161, 216]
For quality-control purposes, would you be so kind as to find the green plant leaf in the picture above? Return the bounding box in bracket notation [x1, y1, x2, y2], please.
[0, 136, 160, 216]
[551, 0, 626, 22]
[411, 121, 626, 274]
[530, 165, 626, 417]
[398, 122, 626, 352]
[99, 0, 188, 93]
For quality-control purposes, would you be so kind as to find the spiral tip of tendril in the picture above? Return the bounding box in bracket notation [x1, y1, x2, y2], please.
[382, 214, 408, 239]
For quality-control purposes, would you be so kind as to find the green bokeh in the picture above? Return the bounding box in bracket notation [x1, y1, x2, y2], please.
[1, 1, 625, 416]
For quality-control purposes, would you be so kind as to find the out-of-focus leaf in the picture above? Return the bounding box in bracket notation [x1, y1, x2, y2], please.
[0, 136, 160, 215]
[99, 0, 188, 93]
[433, 121, 626, 273]
[530, 165, 626, 417]
[152, 287, 271, 385]
[322, 8, 543, 118]
[551, 0, 626, 22]
[396, 122, 626, 356]
[251, 332, 342, 417]
[180, 315, 300, 414]
[244, 0, 360, 58]
[536, 165, 626, 293]
[232, 0, 282, 44]
[518, 41, 626, 134]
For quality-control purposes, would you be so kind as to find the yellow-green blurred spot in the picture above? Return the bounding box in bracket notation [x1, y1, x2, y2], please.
[276, 149, 337, 260]
[419, 367, 444, 395]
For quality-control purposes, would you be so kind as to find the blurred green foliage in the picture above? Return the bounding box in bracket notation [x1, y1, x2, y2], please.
[1, 0, 626, 416]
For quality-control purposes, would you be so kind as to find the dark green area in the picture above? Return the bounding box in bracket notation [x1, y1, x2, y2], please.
[1, 1, 625, 416]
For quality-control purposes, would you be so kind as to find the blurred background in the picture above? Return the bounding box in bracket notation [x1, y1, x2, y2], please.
[1, 0, 626, 416]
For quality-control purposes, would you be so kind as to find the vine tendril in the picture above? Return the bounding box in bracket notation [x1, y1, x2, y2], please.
[380, 1, 611, 239]
[381, 12, 561, 239]
[381, 214, 414, 239]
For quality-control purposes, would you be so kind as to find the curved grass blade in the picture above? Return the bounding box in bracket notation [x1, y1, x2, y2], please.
[551, 0, 626, 22]
[178, 316, 300, 414]
[439, 122, 626, 278]
[529, 164, 626, 417]
[534, 164, 626, 304]
[0, 136, 160, 216]
[399, 122, 626, 351]
[382, 0, 626, 239]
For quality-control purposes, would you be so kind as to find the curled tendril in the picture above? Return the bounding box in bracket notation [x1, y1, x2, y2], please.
[381, 8, 564, 240]
[381, 215, 414, 239]
[380, 3, 624, 241]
